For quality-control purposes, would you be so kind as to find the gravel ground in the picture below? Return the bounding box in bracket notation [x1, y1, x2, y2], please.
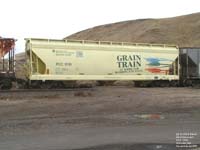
[0, 86, 200, 150]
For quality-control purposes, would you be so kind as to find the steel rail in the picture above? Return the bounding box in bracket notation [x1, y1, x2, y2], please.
[0, 88, 94, 93]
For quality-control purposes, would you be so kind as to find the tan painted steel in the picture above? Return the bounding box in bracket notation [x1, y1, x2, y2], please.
[25, 38, 179, 81]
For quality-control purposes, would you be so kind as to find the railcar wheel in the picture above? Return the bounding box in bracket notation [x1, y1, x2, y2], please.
[40, 81, 52, 89]
[134, 81, 141, 87]
[0, 79, 12, 90]
[191, 80, 200, 88]
[28, 80, 42, 89]
[134, 81, 152, 87]
[183, 79, 192, 87]
[151, 81, 160, 87]
[160, 81, 170, 87]
[48, 81, 65, 89]
[63, 81, 77, 88]
[97, 81, 115, 86]
[170, 81, 179, 87]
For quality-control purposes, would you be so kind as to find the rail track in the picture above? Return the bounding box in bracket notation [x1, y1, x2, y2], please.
[0, 87, 95, 93]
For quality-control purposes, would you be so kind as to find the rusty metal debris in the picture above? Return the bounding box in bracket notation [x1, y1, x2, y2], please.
[0, 37, 15, 58]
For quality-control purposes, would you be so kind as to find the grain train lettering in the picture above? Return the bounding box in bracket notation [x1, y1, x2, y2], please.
[117, 55, 141, 68]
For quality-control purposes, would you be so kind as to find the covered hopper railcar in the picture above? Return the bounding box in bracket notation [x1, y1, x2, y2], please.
[25, 38, 179, 87]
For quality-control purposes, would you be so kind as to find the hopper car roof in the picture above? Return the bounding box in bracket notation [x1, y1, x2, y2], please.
[25, 38, 178, 49]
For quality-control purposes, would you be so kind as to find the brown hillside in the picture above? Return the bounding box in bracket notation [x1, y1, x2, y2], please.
[15, 52, 26, 79]
[66, 12, 200, 47]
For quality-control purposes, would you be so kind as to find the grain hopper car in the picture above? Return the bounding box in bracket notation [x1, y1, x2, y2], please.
[25, 38, 179, 87]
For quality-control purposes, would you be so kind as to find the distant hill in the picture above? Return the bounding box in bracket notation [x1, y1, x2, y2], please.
[15, 52, 26, 79]
[66, 12, 200, 47]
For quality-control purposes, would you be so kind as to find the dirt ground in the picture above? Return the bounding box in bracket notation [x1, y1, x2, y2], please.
[0, 86, 200, 150]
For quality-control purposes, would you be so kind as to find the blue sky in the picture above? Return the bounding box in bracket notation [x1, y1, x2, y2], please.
[0, 0, 200, 53]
